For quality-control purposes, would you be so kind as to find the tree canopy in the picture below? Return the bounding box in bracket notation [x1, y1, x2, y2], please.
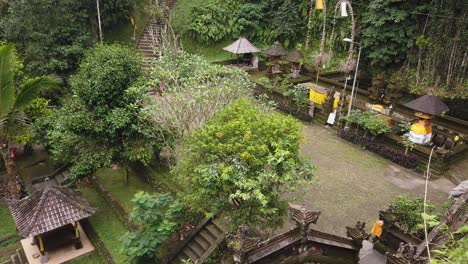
[148, 50, 253, 158]
[173, 100, 315, 231]
[39, 44, 163, 181]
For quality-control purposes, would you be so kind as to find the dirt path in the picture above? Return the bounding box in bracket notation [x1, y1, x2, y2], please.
[284, 122, 455, 236]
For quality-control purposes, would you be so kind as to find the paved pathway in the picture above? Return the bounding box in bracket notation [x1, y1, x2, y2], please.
[283, 123, 455, 238]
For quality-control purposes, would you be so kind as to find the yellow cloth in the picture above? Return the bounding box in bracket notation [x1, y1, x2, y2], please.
[371, 220, 384, 237]
[316, 0, 324, 10]
[411, 122, 432, 135]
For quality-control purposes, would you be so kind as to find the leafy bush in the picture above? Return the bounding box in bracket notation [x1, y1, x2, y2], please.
[392, 195, 435, 233]
[122, 192, 182, 259]
[174, 100, 315, 231]
[344, 110, 390, 136]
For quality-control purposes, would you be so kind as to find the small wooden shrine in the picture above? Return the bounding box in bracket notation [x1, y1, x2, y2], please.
[285, 50, 304, 78]
[265, 43, 286, 75]
[230, 204, 366, 264]
[7, 186, 95, 263]
[404, 95, 449, 144]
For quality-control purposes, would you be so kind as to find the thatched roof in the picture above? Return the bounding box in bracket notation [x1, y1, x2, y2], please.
[223, 37, 260, 54]
[286, 50, 304, 63]
[7, 187, 95, 237]
[404, 95, 449, 116]
[265, 44, 286, 56]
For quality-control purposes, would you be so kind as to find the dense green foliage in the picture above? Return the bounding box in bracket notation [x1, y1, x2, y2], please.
[392, 195, 435, 232]
[431, 225, 468, 263]
[174, 100, 315, 231]
[361, 0, 420, 71]
[122, 192, 182, 259]
[0, 0, 94, 77]
[0, 44, 59, 198]
[179, 0, 307, 47]
[344, 110, 391, 136]
[148, 50, 252, 154]
[38, 45, 162, 181]
[0, 0, 137, 78]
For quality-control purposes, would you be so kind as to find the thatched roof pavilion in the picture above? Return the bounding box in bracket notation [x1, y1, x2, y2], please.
[404, 95, 449, 116]
[223, 37, 260, 54]
[265, 43, 286, 57]
[8, 187, 96, 238]
[286, 50, 304, 63]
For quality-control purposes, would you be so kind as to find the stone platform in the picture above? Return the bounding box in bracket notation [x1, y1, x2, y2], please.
[21, 224, 94, 264]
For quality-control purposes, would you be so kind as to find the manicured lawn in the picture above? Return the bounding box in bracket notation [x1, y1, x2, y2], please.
[180, 37, 234, 63]
[0, 205, 16, 238]
[95, 168, 155, 213]
[78, 186, 130, 264]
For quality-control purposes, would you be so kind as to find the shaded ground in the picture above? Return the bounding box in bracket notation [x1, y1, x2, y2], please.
[448, 154, 468, 183]
[284, 122, 456, 237]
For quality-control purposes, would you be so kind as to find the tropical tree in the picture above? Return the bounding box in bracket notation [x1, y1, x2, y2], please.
[0, 44, 59, 199]
[148, 50, 252, 161]
[173, 100, 315, 231]
[40, 44, 163, 183]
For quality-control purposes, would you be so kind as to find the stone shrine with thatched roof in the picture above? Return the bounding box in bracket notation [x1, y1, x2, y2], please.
[223, 37, 260, 68]
[286, 50, 304, 78]
[403, 95, 449, 144]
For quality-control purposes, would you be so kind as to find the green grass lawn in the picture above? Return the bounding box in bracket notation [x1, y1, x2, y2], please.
[181, 37, 234, 63]
[69, 252, 106, 264]
[95, 168, 155, 213]
[104, 0, 151, 46]
[0, 205, 16, 238]
[78, 186, 130, 264]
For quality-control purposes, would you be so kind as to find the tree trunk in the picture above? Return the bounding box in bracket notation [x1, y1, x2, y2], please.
[1, 144, 20, 200]
[123, 162, 129, 185]
[23, 143, 34, 156]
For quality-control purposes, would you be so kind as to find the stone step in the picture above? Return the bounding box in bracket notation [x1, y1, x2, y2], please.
[199, 229, 217, 243]
[206, 223, 223, 237]
[182, 245, 200, 261]
[193, 235, 211, 250]
[188, 240, 205, 256]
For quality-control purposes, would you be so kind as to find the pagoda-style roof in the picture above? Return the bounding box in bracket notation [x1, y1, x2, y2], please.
[7, 187, 95, 238]
[286, 50, 304, 63]
[223, 37, 260, 54]
[265, 43, 286, 56]
[404, 95, 449, 116]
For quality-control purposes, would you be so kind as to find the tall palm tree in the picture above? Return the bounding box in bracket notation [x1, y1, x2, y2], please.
[0, 44, 59, 199]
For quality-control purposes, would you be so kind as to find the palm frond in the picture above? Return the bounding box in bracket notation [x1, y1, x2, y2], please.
[0, 44, 16, 116]
[14, 75, 60, 110]
[0, 110, 28, 141]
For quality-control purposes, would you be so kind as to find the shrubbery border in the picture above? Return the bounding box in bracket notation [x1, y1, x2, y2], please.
[338, 129, 418, 169]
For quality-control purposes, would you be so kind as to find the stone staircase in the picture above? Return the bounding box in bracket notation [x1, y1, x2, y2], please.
[170, 219, 225, 264]
[136, 0, 176, 68]
[1, 248, 28, 264]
